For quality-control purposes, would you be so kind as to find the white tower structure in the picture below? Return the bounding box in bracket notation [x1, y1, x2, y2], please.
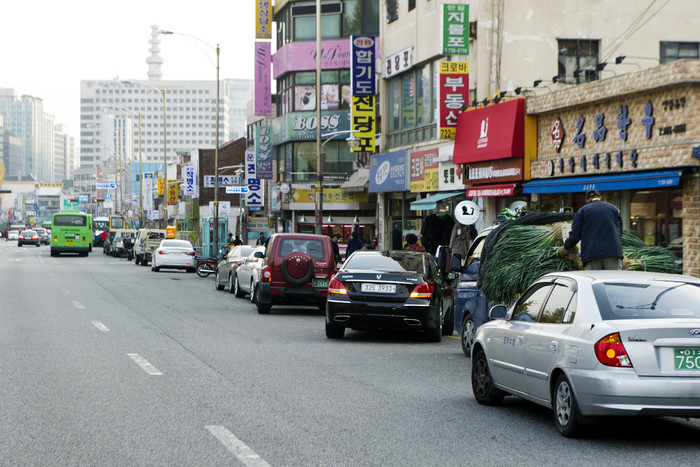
[146, 25, 164, 81]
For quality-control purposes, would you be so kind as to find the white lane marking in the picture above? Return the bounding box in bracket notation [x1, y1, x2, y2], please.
[205, 425, 271, 467]
[127, 353, 163, 376]
[91, 321, 110, 332]
[73, 301, 85, 309]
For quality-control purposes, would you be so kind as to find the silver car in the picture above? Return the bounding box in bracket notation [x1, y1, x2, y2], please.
[215, 245, 258, 294]
[471, 270, 700, 437]
[231, 246, 266, 300]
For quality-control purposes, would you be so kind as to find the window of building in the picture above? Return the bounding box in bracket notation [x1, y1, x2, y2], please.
[557, 39, 600, 84]
[409, 0, 416, 12]
[386, 62, 437, 144]
[660, 41, 699, 64]
[386, 0, 398, 23]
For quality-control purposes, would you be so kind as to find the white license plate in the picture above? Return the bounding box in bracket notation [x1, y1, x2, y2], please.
[361, 283, 396, 293]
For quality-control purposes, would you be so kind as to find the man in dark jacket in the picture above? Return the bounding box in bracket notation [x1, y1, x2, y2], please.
[561, 189, 623, 270]
[345, 231, 362, 258]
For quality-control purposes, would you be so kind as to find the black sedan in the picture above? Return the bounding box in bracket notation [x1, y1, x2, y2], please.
[325, 250, 456, 342]
[17, 229, 41, 247]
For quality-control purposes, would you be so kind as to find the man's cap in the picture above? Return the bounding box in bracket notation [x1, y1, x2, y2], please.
[585, 189, 601, 200]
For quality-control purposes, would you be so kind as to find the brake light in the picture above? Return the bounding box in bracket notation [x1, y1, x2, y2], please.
[82, 236, 86, 242]
[328, 278, 347, 295]
[158, 250, 167, 255]
[262, 266, 272, 283]
[594, 333, 632, 367]
[236, 262, 242, 267]
[410, 282, 434, 299]
[54, 235, 58, 242]
[186, 251, 195, 256]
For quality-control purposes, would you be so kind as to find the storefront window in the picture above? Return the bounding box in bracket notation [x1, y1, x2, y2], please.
[629, 189, 681, 248]
[402, 73, 415, 129]
[294, 142, 317, 181]
[294, 13, 341, 41]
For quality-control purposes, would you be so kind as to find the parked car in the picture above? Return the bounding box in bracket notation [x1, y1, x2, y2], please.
[231, 246, 266, 300]
[18, 229, 41, 247]
[7, 230, 19, 241]
[215, 245, 259, 293]
[151, 239, 196, 273]
[325, 249, 459, 341]
[255, 233, 338, 314]
[454, 225, 496, 357]
[133, 228, 166, 266]
[111, 229, 137, 257]
[471, 270, 700, 437]
[34, 227, 51, 245]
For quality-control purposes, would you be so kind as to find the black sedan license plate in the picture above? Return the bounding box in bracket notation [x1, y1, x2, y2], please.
[360, 283, 396, 293]
[312, 278, 329, 288]
[674, 348, 700, 370]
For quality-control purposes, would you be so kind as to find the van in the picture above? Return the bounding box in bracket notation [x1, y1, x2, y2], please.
[111, 229, 137, 257]
[133, 228, 166, 265]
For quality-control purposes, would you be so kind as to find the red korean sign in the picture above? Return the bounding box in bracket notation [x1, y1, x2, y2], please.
[438, 62, 469, 139]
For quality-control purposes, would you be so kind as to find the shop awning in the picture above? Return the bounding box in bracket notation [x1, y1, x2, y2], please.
[522, 170, 683, 194]
[466, 183, 516, 197]
[409, 191, 463, 211]
[339, 172, 369, 192]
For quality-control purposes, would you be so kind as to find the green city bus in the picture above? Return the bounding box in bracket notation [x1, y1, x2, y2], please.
[50, 210, 93, 257]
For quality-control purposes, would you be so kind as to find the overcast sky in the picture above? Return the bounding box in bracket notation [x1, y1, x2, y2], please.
[1, 0, 256, 137]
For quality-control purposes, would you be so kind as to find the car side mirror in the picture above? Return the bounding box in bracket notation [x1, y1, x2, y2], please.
[489, 304, 508, 319]
[450, 254, 462, 273]
[446, 272, 457, 281]
[464, 261, 479, 276]
[254, 251, 264, 258]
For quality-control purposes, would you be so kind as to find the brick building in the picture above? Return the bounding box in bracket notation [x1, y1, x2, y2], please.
[523, 59, 699, 276]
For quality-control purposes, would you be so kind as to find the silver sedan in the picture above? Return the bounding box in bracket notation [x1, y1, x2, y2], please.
[231, 246, 266, 300]
[471, 270, 700, 437]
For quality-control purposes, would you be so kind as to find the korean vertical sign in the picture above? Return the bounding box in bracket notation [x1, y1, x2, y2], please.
[245, 151, 264, 209]
[438, 62, 469, 139]
[255, 0, 272, 39]
[442, 4, 469, 55]
[255, 41, 272, 116]
[351, 36, 376, 153]
[255, 125, 273, 179]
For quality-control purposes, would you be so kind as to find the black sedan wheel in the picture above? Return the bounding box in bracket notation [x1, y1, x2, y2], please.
[461, 313, 476, 357]
[553, 374, 583, 437]
[442, 306, 454, 336]
[471, 350, 505, 406]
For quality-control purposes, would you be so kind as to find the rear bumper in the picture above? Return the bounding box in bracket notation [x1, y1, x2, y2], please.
[568, 368, 700, 417]
[51, 246, 89, 254]
[258, 282, 327, 306]
[326, 298, 438, 331]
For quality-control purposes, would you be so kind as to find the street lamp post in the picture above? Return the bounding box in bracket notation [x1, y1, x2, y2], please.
[160, 30, 221, 254]
[315, 0, 323, 235]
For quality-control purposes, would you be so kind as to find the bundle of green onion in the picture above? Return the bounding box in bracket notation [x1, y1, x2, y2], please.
[621, 230, 681, 273]
[479, 225, 577, 304]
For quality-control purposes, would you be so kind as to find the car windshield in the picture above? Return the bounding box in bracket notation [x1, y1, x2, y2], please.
[161, 240, 192, 249]
[21, 230, 36, 236]
[593, 280, 700, 320]
[344, 251, 426, 274]
[278, 238, 326, 259]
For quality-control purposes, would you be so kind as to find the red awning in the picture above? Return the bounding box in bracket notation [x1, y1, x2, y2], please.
[466, 183, 516, 197]
[453, 98, 525, 164]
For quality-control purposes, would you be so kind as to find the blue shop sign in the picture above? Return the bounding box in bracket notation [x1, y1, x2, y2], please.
[369, 150, 407, 192]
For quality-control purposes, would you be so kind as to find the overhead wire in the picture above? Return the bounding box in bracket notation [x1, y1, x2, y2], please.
[602, 0, 671, 64]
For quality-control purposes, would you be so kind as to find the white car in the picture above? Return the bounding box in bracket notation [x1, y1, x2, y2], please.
[231, 246, 266, 300]
[471, 270, 700, 437]
[151, 239, 196, 273]
[7, 230, 19, 241]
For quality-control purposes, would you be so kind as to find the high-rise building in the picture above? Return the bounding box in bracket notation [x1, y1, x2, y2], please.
[53, 123, 76, 183]
[0, 88, 55, 182]
[80, 25, 251, 173]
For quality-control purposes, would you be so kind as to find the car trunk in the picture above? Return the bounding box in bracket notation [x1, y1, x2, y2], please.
[614, 320, 700, 376]
[339, 271, 422, 304]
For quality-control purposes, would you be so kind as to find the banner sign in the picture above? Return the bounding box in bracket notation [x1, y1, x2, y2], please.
[204, 175, 241, 188]
[167, 182, 177, 205]
[254, 41, 272, 116]
[273, 110, 351, 143]
[351, 96, 376, 153]
[351, 36, 376, 96]
[245, 151, 264, 208]
[273, 38, 378, 79]
[442, 4, 469, 55]
[438, 62, 469, 139]
[290, 188, 369, 204]
[143, 172, 153, 211]
[96, 182, 115, 189]
[255, 0, 272, 39]
[410, 148, 440, 192]
[184, 166, 196, 196]
[255, 125, 273, 179]
[384, 47, 412, 79]
[369, 150, 408, 192]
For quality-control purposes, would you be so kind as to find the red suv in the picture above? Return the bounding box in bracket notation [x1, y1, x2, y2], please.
[255, 233, 338, 314]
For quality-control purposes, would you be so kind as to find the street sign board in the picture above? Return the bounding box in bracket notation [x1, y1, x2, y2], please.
[96, 183, 116, 189]
[225, 186, 250, 194]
